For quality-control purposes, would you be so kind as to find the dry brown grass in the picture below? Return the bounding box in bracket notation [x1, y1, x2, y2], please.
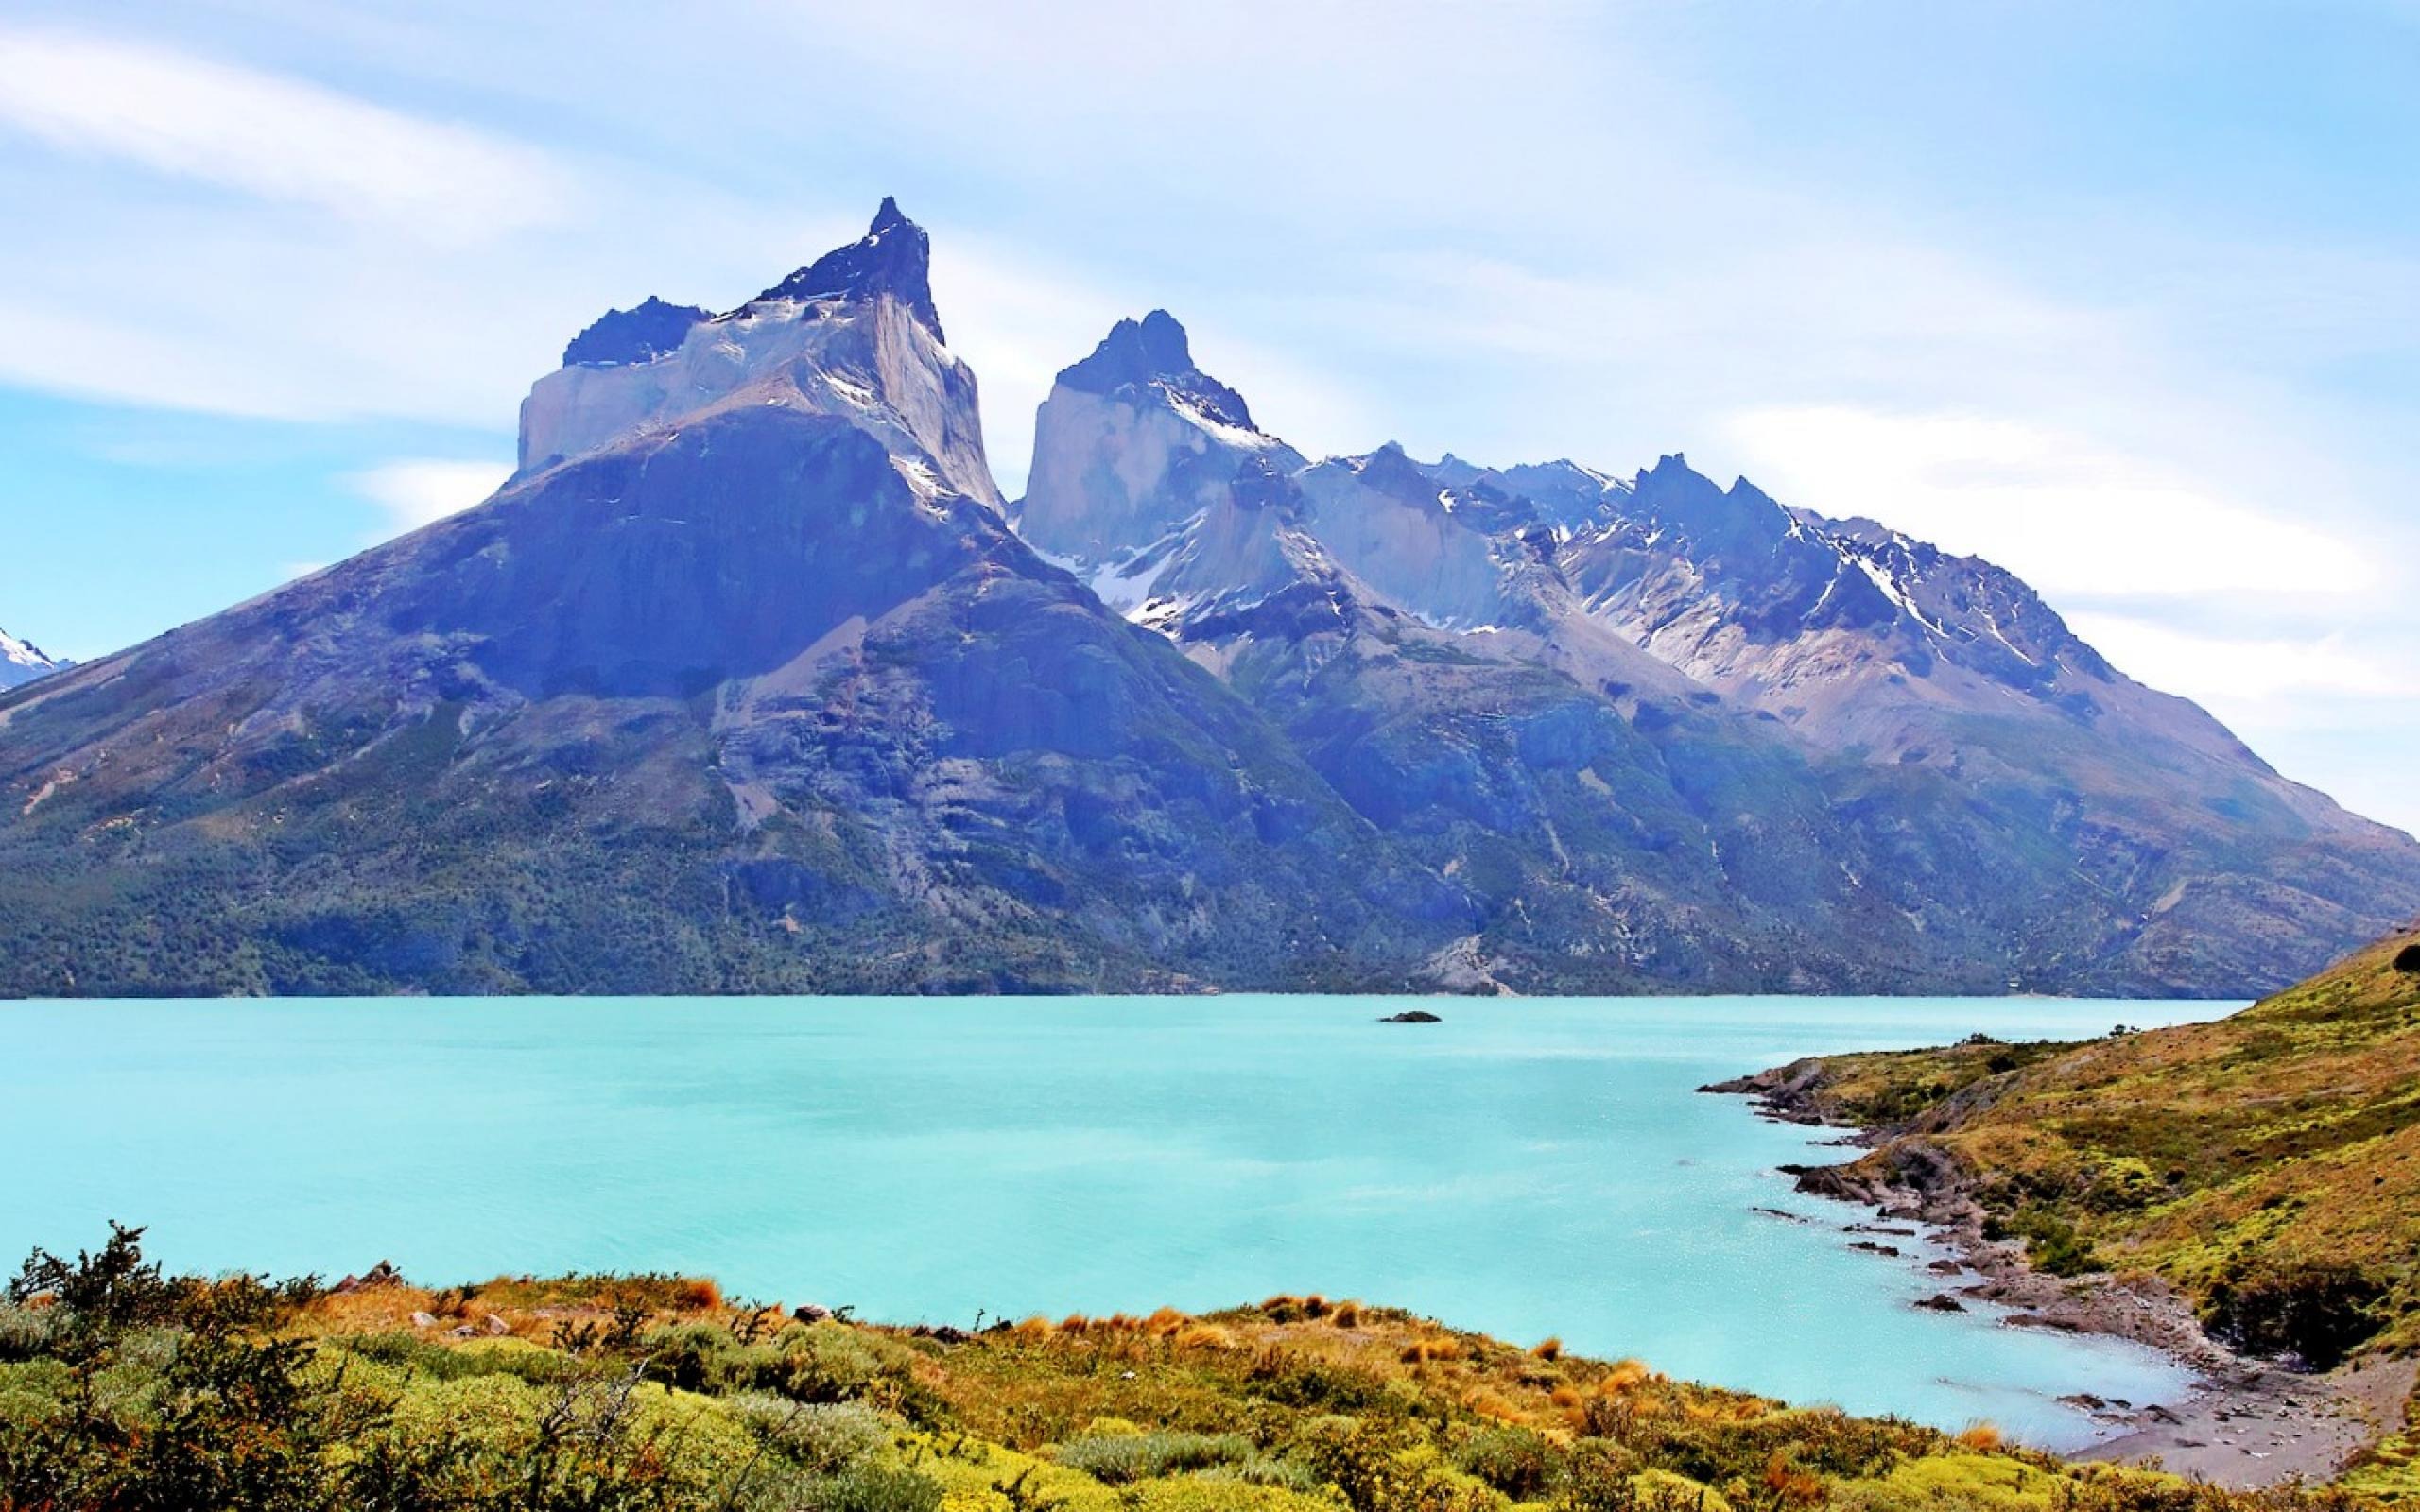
[1328, 1299, 1362, 1329]
[1172, 1322, 1236, 1350]
[1531, 1335, 1563, 1360]
[1956, 1422, 2004, 1452]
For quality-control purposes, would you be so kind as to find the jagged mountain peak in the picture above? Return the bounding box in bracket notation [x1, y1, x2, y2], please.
[1059, 310, 1256, 433]
[519, 199, 998, 503]
[752, 197, 944, 338]
[562, 296, 712, 368]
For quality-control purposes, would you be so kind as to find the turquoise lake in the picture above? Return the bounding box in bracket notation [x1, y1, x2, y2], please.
[1, 995, 2229, 1450]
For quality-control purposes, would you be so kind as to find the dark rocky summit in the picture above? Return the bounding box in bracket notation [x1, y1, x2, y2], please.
[753, 196, 945, 337]
[561, 296, 711, 367]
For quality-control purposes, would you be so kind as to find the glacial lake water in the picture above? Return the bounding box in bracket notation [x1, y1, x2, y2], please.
[1, 995, 2229, 1450]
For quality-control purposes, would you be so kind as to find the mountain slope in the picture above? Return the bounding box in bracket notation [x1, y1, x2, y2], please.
[0, 208, 1453, 997]
[1545, 455, 2420, 990]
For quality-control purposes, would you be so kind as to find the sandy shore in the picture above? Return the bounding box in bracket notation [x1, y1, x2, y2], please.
[1705, 1065, 2409, 1488]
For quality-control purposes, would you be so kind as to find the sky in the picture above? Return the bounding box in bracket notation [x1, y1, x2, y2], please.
[1, 0, 2415, 833]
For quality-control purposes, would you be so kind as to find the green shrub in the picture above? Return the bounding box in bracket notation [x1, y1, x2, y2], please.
[642, 1320, 762, 1395]
[797, 1463, 945, 1512]
[337, 1331, 586, 1386]
[0, 1307, 59, 1364]
[765, 1321, 920, 1404]
[1052, 1429, 1253, 1484]
[1196, 1453, 1324, 1494]
[731, 1394, 896, 1473]
[2203, 1263, 2386, 1370]
[1453, 1424, 1554, 1499]
[2002, 1211, 2100, 1277]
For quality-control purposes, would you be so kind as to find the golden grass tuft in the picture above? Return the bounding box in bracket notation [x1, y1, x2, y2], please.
[667, 1278, 722, 1312]
[1531, 1335, 1563, 1360]
[1550, 1383, 1584, 1410]
[1599, 1358, 1653, 1395]
[1465, 1385, 1528, 1423]
[1172, 1322, 1236, 1350]
[1057, 1313, 1092, 1333]
[1143, 1307, 1188, 1337]
[1955, 1422, 2003, 1452]
[1011, 1314, 1056, 1343]
[1329, 1300, 1362, 1329]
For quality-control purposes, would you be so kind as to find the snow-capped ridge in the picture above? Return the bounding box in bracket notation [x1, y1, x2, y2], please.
[0, 625, 67, 691]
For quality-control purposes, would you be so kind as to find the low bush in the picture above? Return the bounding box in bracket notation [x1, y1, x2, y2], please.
[1052, 1428, 1253, 1483]
[1454, 1423, 1555, 1498]
[2204, 1263, 2387, 1370]
[729, 1394, 897, 1474]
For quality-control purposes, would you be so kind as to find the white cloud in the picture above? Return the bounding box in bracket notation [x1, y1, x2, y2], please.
[2067, 613, 2406, 705]
[0, 26, 568, 243]
[1721, 405, 2379, 601]
[349, 459, 510, 536]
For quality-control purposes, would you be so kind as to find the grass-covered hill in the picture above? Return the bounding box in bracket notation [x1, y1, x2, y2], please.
[0, 1227, 2375, 1512]
[1724, 926, 2420, 1499]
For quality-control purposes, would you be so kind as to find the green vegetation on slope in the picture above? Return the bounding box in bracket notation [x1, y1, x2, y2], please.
[1, 1226, 2375, 1512]
[1744, 928, 2420, 1497]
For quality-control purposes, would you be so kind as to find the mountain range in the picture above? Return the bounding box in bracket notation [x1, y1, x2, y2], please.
[2, 200, 2413, 998]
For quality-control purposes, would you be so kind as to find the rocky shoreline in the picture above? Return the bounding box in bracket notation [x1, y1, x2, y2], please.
[1701, 1059, 2410, 1489]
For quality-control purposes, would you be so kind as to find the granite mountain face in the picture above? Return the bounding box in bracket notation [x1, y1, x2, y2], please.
[2, 207, 2414, 997]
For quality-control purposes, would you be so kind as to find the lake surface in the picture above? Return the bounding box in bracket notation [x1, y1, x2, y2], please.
[2, 995, 2227, 1449]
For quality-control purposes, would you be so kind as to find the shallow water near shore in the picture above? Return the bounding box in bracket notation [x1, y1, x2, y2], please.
[4, 994, 2225, 1449]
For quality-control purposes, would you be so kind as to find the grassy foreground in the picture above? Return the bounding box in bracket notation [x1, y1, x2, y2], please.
[0, 1227, 2389, 1512]
[1738, 928, 2420, 1500]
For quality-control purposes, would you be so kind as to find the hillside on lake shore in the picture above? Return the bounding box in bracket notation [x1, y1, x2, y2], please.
[0, 1225, 2391, 1512]
[1713, 924, 2420, 1500]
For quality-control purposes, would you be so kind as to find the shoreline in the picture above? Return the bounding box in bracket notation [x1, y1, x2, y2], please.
[1703, 1060, 2411, 1489]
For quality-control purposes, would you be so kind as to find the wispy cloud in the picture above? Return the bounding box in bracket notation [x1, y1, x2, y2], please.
[2066, 613, 2406, 705]
[1720, 405, 2378, 602]
[349, 459, 510, 537]
[0, 26, 569, 243]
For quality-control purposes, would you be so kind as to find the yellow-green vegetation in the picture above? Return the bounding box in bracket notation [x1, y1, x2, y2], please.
[0, 1228, 2386, 1512]
[1762, 927, 2420, 1499]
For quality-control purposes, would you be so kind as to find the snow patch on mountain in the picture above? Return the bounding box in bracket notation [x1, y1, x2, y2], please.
[0, 626, 66, 691]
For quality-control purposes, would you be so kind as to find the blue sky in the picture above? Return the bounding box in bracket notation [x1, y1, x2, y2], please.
[2, 1, 2415, 833]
